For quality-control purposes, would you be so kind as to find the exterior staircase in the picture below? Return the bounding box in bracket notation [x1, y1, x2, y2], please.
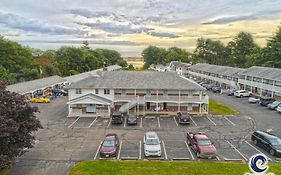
[119, 100, 138, 113]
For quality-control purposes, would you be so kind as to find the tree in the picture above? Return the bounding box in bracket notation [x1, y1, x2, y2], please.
[226, 32, 258, 68]
[82, 40, 90, 50]
[0, 80, 43, 169]
[142, 46, 167, 68]
[256, 27, 281, 68]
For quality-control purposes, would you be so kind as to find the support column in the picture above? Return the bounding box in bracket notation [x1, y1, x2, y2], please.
[68, 104, 71, 117]
[108, 105, 111, 117]
[143, 96, 145, 116]
[272, 82, 275, 97]
[156, 90, 159, 114]
[137, 96, 139, 116]
[178, 90, 181, 112]
[134, 89, 137, 114]
[199, 104, 202, 114]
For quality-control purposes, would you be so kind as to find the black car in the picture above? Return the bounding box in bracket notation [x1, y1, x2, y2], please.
[205, 84, 214, 90]
[126, 114, 137, 125]
[259, 97, 276, 106]
[212, 86, 221, 93]
[176, 112, 191, 124]
[251, 130, 281, 157]
[111, 111, 124, 124]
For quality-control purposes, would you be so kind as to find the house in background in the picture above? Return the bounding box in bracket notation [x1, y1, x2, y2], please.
[167, 61, 191, 76]
[67, 71, 209, 118]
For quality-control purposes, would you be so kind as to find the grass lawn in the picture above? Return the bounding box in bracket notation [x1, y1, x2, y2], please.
[69, 161, 281, 175]
[209, 99, 239, 115]
[0, 167, 10, 175]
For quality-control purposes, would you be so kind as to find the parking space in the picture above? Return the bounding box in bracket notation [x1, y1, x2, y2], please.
[159, 117, 178, 129]
[191, 116, 214, 126]
[68, 117, 97, 128]
[120, 140, 140, 160]
[143, 116, 160, 130]
[210, 116, 234, 126]
[213, 139, 246, 161]
[165, 140, 192, 160]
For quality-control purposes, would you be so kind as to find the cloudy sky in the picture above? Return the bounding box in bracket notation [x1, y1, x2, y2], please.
[0, 0, 281, 56]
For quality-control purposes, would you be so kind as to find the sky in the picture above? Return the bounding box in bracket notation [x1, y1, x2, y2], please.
[0, 0, 281, 57]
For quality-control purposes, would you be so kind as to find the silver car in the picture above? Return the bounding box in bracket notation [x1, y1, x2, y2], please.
[143, 132, 162, 157]
[267, 101, 281, 110]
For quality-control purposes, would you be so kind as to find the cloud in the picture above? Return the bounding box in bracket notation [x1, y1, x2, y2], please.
[201, 15, 256, 25]
[149, 31, 179, 38]
[17, 39, 141, 46]
[0, 11, 84, 35]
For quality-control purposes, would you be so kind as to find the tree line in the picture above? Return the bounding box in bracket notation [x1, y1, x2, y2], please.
[0, 38, 129, 84]
[143, 26, 281, 69]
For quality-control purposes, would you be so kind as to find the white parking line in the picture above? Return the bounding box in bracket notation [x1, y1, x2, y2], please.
[207, 116, 217, 126]
[190, 116, 198, 126]
[94, 141, 102, 160]
[139, 140, 142, 160]
[162, 141, 167, 160]
[157, 117, 161, 128]
[173, 116, 179, 127]
[140, 117, 143, 128]
[68, 117, 80, 128]
[226, 140, 248, 161]
[117, 140, 123, 160]
[185, 141, 194, 160]
[245, 141, 272, 161]
[224, 116, 236, 126]
[123, 118, 126, 128]
[88, 117, 98, 128]
[107, 118, 112, 128]
[216, 156, 221, 161]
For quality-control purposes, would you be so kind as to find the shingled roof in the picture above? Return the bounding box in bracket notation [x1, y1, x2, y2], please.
[239, 66, 281, 81]
[69, 71, 204, 90]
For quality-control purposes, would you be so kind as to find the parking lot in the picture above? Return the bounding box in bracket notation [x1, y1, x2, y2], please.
[9, 94, 281, 175]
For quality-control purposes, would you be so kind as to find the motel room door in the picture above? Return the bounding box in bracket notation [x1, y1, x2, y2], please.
[86, 104, 96, 113]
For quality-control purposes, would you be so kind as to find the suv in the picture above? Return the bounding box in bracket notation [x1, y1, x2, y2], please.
[259, 97, 276, 106]
[100, 133, 119, 158]
[234, 90, 252, 97]
[126, 114, 138, 125]
[267, 101, 281, 110]
[143, 132, 162, 157]
[111, 111, 124, 124]
[176, 112, 191, 124]
[212, 86, 221, 93]
[251, 131, 281, 157]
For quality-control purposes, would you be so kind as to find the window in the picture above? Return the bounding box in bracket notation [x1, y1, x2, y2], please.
[95, 89, 99, 94]
[76, 88, 82, 94]
[275, 81, 281, 87]
[104, 89, 110, 95]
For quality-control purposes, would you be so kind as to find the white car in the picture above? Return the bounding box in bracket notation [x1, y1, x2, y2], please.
[276, 105, 281, 113]
[248, 97, 260, 103]
[143, 132, 162, 157]
[234, 90, 252, 98]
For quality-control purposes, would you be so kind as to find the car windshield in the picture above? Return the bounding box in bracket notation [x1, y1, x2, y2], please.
[103, 139, 115, 147]
[270, 138, 281, 146]
[272, 101, 280, 105]
[146, 138, 159, 145]
[198, 140, 212, 146]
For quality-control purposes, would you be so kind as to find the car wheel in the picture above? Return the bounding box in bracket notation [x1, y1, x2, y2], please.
[270, 149, 275, 156]
[253, 139, 258, 145]
[196, 151, 200, 158]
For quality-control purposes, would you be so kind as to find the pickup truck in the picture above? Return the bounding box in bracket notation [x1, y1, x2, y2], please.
[186, 132, 217, 159]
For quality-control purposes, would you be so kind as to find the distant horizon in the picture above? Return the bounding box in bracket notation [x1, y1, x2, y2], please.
[1, 0, 281, 57]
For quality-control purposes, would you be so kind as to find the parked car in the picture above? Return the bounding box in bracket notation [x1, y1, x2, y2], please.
[234, 90, 252, 98]
[126, 114, 138, 125]
[100, 133, 119, 158]
[176, 112, 191, 124]
[111, 111, 124, 124]
[52, 89, 68, 96]
[205, 84, 215, 90]
[31, 97, 50, 103]
[143, 132, 162, 157]
[259, 97, 276, 106]
[276, 105, 281, 113]
[267, 101, 281, 110]
[226, 89, 237, 96]
[251, 130, 281, 157]
[186, 132, 217, 159]
[248, 97, 260, 103]
[212, 86, 221, 93]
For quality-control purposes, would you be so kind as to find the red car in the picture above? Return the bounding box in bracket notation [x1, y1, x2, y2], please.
[100, 133, 119, 158]
[186, 132, 217, 159]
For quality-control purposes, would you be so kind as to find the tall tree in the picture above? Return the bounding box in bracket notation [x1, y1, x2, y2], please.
[0, 80, 43, 169]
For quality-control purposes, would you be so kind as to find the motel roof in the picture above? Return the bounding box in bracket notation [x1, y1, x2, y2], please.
[7, 75, 66, 94]
[69, 71, 204, 90]
[239, 66, 281, 81]
[189, 63, 245, 77]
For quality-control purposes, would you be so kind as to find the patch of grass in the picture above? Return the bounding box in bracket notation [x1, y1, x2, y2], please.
[69, 161, 281, 175]
[0, 167, 10, 175]
[209, 99, 239, 115]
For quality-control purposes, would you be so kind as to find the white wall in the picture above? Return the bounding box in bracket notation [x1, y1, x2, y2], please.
[69, 88, 115, 101]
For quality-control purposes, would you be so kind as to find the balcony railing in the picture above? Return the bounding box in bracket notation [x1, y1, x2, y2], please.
[114, 95, 209, 103]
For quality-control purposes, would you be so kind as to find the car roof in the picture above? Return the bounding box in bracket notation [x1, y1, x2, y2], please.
[255, 130, 278, 139]
[113, 111, 122, 115]
[194, 133, 209, 140]
[105, 133, 117, 138]
[146, 132, 158, 139]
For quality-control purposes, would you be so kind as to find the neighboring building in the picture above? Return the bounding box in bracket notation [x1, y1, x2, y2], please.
[67, 71, 209, 118]
[238, 66, 281, 98]
[187, 63, 245, 89]
[7, 75, 67, 98]
[167, 61, 191, 76]
[149, 64, 167, 72]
